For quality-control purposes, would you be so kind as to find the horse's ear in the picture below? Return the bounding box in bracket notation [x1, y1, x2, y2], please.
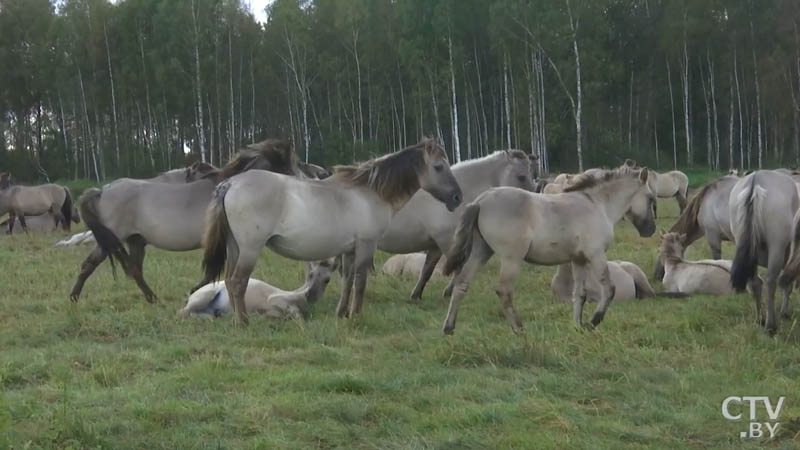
[679, 233, 688, 243]
[639, 167, 649, 183]
[529, 153, 539, 161]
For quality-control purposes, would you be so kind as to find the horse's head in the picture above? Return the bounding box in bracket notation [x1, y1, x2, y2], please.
[659, 231, 687, 261]
[528, 153, 541, 180]
[418, 140, 462, 211]
[498, 150, 536, 191]
[0, 173, 12, 190]
[305, 257, 339, 303]
[625, 168, 656, 237]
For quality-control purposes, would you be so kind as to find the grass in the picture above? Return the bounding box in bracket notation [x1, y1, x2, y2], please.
[1, 196, 800, 449]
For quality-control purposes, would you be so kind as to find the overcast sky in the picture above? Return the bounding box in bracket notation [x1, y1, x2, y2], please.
[247, 0, 272, 24]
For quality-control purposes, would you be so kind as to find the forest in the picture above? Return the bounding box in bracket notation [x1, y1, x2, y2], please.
[0, 0, 798, 181]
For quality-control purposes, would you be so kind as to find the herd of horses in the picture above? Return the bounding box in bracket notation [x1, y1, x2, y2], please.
[5, 137, 800, 337]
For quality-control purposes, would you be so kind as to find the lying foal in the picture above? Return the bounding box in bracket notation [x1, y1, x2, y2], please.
[179, 259, 336, 319]
[551, 260, 654, 302]
[660, 232, 763, 298]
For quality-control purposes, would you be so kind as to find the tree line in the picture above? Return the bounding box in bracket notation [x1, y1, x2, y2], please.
[0, 0, 798, 182]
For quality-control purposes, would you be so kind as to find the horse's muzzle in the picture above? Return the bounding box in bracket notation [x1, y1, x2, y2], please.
[446, 191, 462, 211]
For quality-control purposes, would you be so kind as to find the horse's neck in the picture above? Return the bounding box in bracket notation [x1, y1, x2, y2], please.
[453, 157, 502, 198]
[585, 179, 639, 224]
[663, 252, 683, 271]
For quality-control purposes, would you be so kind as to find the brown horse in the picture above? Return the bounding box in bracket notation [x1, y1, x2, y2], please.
[0, 173, 73, 233]
[70, 139, 297, 303]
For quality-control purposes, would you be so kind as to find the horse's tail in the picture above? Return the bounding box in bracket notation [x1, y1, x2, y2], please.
[779, 209, 800, 287]
[443, 202, 481, 276]
[79, 188, 128, 276]
[202, 182, 233, 283]
[60, 187, 73, 231]
[626, 265, 656, 299]
[677, 171, 689, 200]
[730, 175, 765, 292]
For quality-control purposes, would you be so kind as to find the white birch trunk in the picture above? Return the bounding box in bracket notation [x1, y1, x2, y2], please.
[667, 57, 678, 169]
[191, 0, 206, 162]
[448, 35, 461, 162]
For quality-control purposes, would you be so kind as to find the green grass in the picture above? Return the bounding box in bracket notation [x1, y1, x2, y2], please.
[1, 198, 799, 449]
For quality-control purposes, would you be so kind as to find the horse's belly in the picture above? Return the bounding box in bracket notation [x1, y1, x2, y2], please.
[268, 234, 355, 261]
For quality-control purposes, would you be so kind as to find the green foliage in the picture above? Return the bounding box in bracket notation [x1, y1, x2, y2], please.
[1, 0, 798, 181]
[1, 197, 799, 448]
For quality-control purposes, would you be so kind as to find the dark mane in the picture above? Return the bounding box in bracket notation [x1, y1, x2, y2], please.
[506, 149, 529, 160]
[332, 139, 443, 205]
[0, 173, 13, 190]
[204, 139, 297, 181]
[669, 179, 715, 236]
[563, 168, 625, 192]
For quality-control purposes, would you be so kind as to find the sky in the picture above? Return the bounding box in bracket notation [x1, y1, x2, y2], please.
[247, 0, 272, 24]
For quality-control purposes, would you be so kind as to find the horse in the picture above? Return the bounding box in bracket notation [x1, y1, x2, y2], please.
[660, 232, 762, 300]
[0, 173, 74, 233]
[149, 161, 216, 183]
[69, 139, 297, 303]
[377, 149, 535, 301]
[179, 259, 337, 319]
[2, 213, 72, 234]
[551, 260, 654, 302]
[729, 171, 798, 335]
[441, 167, 655, 335]
[653, 175, 739, 280]
[200, 139, 462, 324]
[647, 170, 689, 213]
[381, 253, 445, 278]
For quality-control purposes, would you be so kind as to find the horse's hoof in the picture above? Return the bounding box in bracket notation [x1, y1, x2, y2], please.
[511, 325, 524, 335]
[581, 323, 596, 331]
[443, 325, 455, 336]
[442, 287, 453, 298]
[69, 294, 79, 303]
[590, 312, 605, 327]
[408, 294, 422, 303]
[764, 327, 778, 337]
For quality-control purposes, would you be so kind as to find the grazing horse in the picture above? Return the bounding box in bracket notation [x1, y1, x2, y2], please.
[729, 171, 798, 335]
[377, 150, 535, 301]
[648, 170, 689, 213]
[180, 259, 337, 319]
[200, 139, 462, 324]
[441, 167, 655, 334]
[653, 175, 739, 280]
[69, 139, 297, 302]
[660, 232, 762, 299]
[0, 173, 73, 233]
[551, 260, 654, 302]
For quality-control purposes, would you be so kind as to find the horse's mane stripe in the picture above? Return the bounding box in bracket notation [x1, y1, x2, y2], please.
[205, 139, 297, 180]
[332, 139, 444, 204]
[562, 166, 637, 192]
[451, 149, 529, 170]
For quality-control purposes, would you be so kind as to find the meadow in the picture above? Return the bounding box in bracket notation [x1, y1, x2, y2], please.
[1, 194, 799, 449]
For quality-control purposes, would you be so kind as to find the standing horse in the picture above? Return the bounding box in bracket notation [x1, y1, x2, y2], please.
[200, 139, 462, 324]
[729, 171, 798, 335]
[653, 175, 739, 280]
[648, 170, 689, 213]
[0, 173, 73, 233]
[378, 149, 535, 301]
[69, 139, 297, 302]
[441, 167, 655, 334]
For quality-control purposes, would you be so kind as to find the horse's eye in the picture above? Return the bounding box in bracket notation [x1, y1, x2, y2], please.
[434, 165, 444, 173]
[517, 175, 528, 183]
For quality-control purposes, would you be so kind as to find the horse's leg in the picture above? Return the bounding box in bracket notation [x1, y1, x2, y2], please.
[349, 242, 377, 316]
[495, 256, 524, 334]
[335, 252, 355, 318]
[442, 277, 456, 299]
[6, 211, 14, 234]
[126, 236, 156, 303]
[780, 281, 793, 320]
[16, 213, 28, 234]
[571, 263, 589, 328]
[225, 246, 259, 326]
[70, 245, 107, 301]
[410, 249, 442, 302]
[443, 237, 493, 335]
[748, 276, 764, 325]
[707, 231, 723, 260]
[675, 191, 687, 214]
[589, 257, 615, 328]
[763, 249, 784, 336]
